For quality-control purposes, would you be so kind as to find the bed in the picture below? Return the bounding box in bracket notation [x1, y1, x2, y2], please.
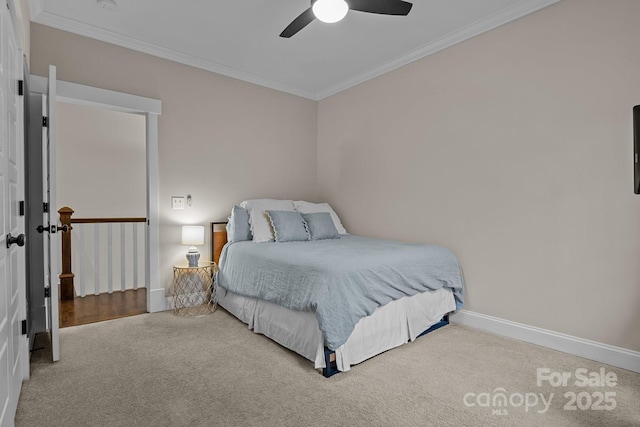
[212, 199, 464, 377]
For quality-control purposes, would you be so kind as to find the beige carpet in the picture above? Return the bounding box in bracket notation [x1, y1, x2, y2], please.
[16, 309, 640, 427]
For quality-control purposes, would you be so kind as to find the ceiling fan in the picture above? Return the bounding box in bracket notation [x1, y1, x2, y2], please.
[280, 0, 413, 38]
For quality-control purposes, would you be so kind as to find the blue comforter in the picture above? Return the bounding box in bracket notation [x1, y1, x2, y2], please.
[216, 235, 464, 350]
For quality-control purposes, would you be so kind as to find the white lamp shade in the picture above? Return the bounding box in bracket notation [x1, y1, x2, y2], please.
[312, 0, 348, 23]
[181, 225, 205, 246]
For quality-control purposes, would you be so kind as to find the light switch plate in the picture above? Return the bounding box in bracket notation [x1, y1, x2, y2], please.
[172, 196, 185, 210]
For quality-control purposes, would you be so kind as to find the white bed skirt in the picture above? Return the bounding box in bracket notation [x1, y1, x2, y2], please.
[216, 286, 456, 372]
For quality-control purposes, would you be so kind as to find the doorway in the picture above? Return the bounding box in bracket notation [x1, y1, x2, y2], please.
[56, 102, 147, 327]
[28, 75, 163, 339]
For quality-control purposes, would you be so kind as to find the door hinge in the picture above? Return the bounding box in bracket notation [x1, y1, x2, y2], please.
[21, 320, 27, 335]
[44, 287, 51, 298]
[42, 116, 48, 128]
[18, 80, 24, 96]
[19, 201, 24, 216]
[43, 202, 49, 213]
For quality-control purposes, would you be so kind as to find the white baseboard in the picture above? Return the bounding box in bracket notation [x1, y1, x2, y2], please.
[450, 309, 640, 374]
[148, 288, 167, 313]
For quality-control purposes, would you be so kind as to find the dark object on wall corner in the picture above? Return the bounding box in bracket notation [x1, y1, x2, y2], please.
[635, 105, 640, 194]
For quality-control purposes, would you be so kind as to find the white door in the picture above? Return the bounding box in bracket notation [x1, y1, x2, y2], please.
[0, 0, 27, 425]
[44, 65, 60, 362]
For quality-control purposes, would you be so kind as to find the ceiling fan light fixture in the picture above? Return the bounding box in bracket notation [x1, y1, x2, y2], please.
[312, 0, 349, 24]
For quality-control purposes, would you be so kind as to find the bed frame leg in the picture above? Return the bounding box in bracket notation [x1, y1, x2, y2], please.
[323, 348, 339, 378]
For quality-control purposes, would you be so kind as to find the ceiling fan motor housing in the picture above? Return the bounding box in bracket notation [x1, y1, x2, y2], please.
[280, 0, 413, 38]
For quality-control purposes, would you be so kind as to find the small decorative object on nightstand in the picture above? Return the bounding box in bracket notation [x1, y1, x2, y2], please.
[172, 262, 217, 316]
[182, 225, 204, 267]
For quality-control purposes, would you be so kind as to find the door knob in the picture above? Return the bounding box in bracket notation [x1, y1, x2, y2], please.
[6, 233, 25, 248]
[37, 224, 57, 233]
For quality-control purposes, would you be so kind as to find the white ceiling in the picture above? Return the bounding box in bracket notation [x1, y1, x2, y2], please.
[30, 0, 562, 100]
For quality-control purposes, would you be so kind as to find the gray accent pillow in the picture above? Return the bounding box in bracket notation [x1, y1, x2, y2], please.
[302, 212, 340, 240]
[265, 210, 310, 242]
[241, 199, 296, 243]
[226, 205, 252, 242]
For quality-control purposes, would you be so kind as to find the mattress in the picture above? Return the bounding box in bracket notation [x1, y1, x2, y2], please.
[217, 235, 464, 351]
[217, 285, 455, 372]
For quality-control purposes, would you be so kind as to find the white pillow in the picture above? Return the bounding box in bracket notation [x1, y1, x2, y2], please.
[240, 199, 295, 243]
[293, 201, 347, 234]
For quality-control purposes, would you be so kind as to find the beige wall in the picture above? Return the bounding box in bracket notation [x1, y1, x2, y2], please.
[29, 0, 640, 352]
[30, 23, 318, 295]
[56, 102, 146, 218]
[318, 0, 640, 352]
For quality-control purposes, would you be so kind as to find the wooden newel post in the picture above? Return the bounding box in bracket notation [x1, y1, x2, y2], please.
[58, 207, 75, 301]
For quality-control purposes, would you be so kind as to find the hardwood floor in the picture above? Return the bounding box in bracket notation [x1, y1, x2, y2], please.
[59, 288, 147, 328]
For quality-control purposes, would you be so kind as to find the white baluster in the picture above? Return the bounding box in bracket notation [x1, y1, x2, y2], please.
[79, 224, 86, 297]
[133, 222, 138, 290]
[121, 222, 126, 291]
[94, 223, 100, 295]
[108, 223, 113, 294]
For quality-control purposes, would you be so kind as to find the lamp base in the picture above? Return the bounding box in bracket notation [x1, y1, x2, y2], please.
[186, 251, 200, 267]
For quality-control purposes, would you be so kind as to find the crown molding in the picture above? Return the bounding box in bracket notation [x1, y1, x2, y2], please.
[31, 0, 563, 102]
[315, 0, 564, 99]
[30, 9, 317, 100]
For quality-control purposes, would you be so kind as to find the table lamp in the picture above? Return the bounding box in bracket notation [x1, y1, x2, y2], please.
[182, 225, 204, 267]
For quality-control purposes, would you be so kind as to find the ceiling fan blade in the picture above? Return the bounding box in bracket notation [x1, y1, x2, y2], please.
[280, 7, 316, 38]
[348, 0, 413, 15]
